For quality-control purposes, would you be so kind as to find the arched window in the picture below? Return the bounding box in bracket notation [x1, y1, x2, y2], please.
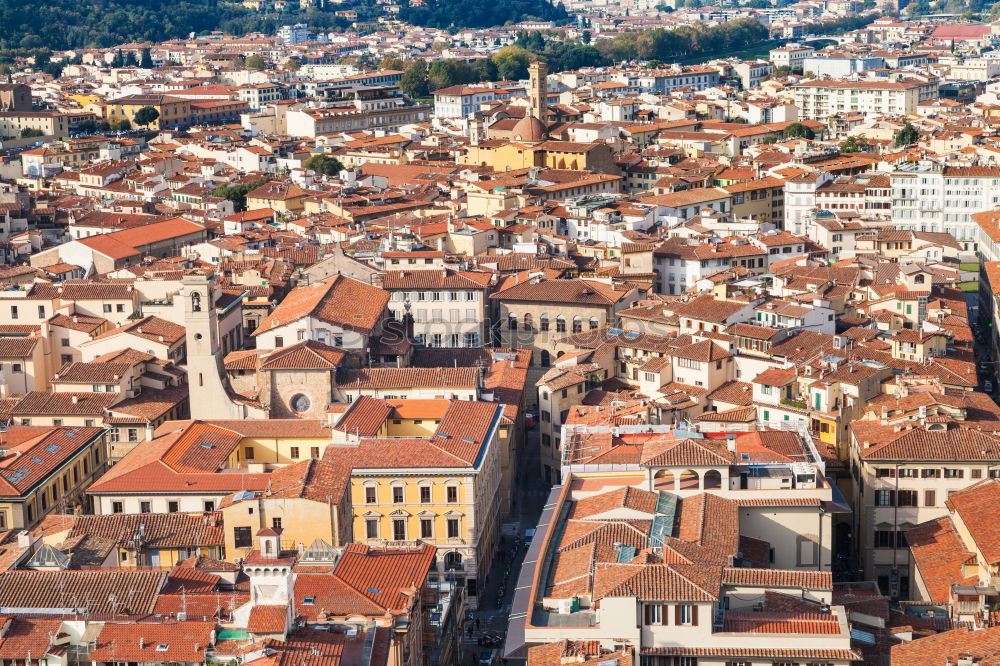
[914, 274, 925, 284]
[540, 314, 550, 332]
[556, 316, 566, 333]
[541, 350, 551, 367]
[507, 313, 517, 330]
[679, 470, 700, 490]
[523, 313, 533, 332]
[191, 292, 202, 312]
[703, 470, 722, 489]
[653, 470, 674, 491]
[444, 552, 463, 570]
[589, 316, 599, 330]
[572, 316, 582, 333]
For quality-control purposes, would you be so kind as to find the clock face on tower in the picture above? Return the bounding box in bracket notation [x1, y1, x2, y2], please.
[290, 393, 311, 413]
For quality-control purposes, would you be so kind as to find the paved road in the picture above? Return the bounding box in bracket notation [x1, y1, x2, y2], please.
[463, 423, 551, 663]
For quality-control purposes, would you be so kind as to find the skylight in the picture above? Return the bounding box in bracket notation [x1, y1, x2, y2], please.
[303, 596, 315, 604]
[45, 445, 59, 452]
[155, 644, 169, 651]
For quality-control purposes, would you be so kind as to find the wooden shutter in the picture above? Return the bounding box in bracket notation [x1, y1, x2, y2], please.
[675, 604, 682, 625]
[644, 604, 652, 625]
[691, 604, 698, 626]
[661, 604, 669, 625]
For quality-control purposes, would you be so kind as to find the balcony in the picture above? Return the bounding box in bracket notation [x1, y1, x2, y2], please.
[781, 397, 808, 410]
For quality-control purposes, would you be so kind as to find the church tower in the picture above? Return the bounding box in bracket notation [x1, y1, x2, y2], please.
[183, 273, 247, 420]
[529, 60, 548, 123]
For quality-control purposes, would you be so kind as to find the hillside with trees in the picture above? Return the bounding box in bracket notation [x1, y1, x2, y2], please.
[399, 0, 567, 29]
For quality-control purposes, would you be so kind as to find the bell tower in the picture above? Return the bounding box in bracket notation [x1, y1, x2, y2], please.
[529, 60, 548, 123]
[183, 273, 246, 420]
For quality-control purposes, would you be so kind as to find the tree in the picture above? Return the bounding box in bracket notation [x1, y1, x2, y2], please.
[245, 54, 267, 70]
[139, 47, 154, 68]
[782, 122, 815, 140]
[379, 57, 406, 71]
[283, 57, 301, 72]
[114, 118, 131, 131]
[840, 135, 868, 153]
[304, 153, 344, 176]
[762, 136, 779, 145]
[400, 59, 429, 98]
[428, 59, 475, 92]
[212, 178, 270, 212]
[111, 49, 125, 68]
[472, 58, 499, 81]
[492, 45, 533, 80]
[582, 30, 591, 44]
[894, 122, 919, 147]
[133, 105, 160, 128]
[19, 127, 44, 138]
[76, 118, 99, 133]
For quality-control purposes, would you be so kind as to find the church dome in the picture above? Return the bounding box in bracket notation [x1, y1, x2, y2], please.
[511, 115, 547, 142]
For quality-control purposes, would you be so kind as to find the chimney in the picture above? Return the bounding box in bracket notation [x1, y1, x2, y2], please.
[71, 395, 79, 404]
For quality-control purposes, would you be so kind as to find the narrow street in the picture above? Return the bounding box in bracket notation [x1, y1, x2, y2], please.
[464, 422, 550, 664]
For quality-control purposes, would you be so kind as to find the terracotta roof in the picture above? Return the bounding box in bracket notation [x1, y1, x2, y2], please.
[907, 516, 974, 602]
[722, 610, 840, 634]
[859, 425, 1000, 461]
[945, 479, 1000, 564]
[494, 278, 634, 305]
[260, 340, 345, 370]
[569, 487, 658, 519]
[59, 281, 135, 301]
[294, 543, 435, 621]
[47, 313, 107, 333]
[0, 618, 65, 660]
[0, 570, 165, 613]
[706, 380, 753, 406]
[670, 294, 750, 323]
[641, 647, 860, 660]
[51, 361, 133, 384]
[0, 337, 40, 358]
[721, 567, 831, 589]
[528, 641, 634, 666]
[337, 367, 478, 389]
[89, 315, 185, 346]
[247, 605, 288, 634]
[66, 512, 223, 548]
[90, 621, 214, 662]
[255, 275, 389, 335]
[892, 626, 1000, 666]
[380, 269, 492, 290]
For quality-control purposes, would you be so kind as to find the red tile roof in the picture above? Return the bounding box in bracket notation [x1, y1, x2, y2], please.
[0, 570, 165, 614]
[907, 516, 975, 602]
[90, 621, 215, 663]
[295, 543, 435, 621]
[944, 479, 1000, 564]
[722, 610, 840, 634]
[66, 512, 224, 548]
[255, 275, 389, 335]
[892, 625, 1000, 666]
[247, 605, 288, 633]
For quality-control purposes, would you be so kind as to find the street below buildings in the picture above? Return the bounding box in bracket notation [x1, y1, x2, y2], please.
[463, 423, 550, 664]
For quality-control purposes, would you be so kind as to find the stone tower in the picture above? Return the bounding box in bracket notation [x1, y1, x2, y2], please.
[183, 273, 247, 420]
[529, 60, 548, 123]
